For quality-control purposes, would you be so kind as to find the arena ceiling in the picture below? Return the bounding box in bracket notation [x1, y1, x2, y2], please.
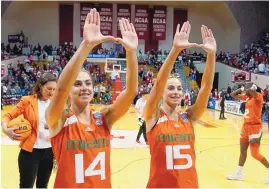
[2, 1, 238, 30]
[103, 1, 222, 8]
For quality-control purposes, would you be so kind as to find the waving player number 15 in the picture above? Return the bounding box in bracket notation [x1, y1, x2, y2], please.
[75, 152, 106, 183]
[166, 145, 193, 170]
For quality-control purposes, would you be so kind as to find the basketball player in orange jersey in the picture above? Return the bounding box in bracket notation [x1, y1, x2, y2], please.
[45, 9, 138, 188]
[144, 22, 217, 188]
[227, 84, 269, 184]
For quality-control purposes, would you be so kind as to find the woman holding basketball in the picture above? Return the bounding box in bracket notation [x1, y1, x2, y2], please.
[45, 9, 138, 188]
[1, 73, 57, 188]
[144, 22, 217, 188]
[227, 84, 269, 184]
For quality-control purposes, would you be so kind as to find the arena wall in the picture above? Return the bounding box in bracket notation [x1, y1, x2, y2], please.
[226, 1, 269, 50]
[2, 1, 59, 47]
[195, 62, 269, 90]
[2, 2, 240, 54]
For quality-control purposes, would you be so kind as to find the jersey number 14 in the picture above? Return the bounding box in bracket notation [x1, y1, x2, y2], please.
[75, 152, 105, 183]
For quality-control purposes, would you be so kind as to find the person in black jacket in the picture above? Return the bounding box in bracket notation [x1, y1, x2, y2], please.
[219, 88, 226, 119]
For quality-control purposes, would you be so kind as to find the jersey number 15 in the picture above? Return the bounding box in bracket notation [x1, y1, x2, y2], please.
[166, 145, 193, 170]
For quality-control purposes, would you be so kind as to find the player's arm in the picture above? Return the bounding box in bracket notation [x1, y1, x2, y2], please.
[186, 25, 217, 122]
[144, 22, 198, 132]
[231, 88, 243, 100]
[103, 19, 138, 130]
[46, 9, 115, 136]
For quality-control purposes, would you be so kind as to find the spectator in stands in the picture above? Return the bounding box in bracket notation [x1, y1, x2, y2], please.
[227, 84, 232, 94]
[226, 93, 233, 101]
[212, 89, 219, 99]
[99, 83, 106, 99]
[264, 84, 269, 103]
[190, 89, 198, 105]
[1, 73, 57, 188]
[2, 83, 7, 95]
[184, 89, 191, 108]
[265, 64, 269, 75]
[93, 85, 99, 103]
[258, 62, 265, 73]
[219, 32, 269, 75]
[14, 83, 21, 94]
[103, 90, 112, 104]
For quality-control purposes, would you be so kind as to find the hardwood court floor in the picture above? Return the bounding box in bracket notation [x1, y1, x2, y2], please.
[1, 105, 269, 188]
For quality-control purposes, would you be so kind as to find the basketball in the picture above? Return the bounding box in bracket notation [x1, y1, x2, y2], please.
[7, 118, 32, 141]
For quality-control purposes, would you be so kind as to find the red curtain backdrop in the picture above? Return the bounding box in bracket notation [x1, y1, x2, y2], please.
[145, 7, 158, 53]
[173, 9, 188, 36]
[59, 4, 74, 46]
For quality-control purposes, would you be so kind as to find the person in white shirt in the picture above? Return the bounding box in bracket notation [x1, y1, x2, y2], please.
[258, 63, 265, 73]
[99, 83, 106, 98]
[135, 93, 149, 144]
[93, 85, 99, 103]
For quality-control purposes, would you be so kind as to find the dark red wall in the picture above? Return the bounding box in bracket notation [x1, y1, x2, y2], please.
[59, 4, 74, 46]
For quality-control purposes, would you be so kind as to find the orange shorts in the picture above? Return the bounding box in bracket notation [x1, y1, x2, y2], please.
[240, 124, 263, 143]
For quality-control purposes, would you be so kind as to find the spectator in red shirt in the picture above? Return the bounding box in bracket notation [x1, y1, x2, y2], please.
[264, 84, 269, 103]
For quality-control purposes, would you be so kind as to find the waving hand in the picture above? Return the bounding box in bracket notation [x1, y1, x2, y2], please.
[173, 21, 198, 49]
[116, 18, 138, 52]
[199, 25, 217, 53]
[83, 8, 115, 47]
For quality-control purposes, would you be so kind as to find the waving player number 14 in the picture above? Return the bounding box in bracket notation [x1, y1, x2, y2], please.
[75, 152, 106, 183]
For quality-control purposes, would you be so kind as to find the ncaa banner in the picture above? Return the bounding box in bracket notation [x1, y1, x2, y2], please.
[80, 3, 94, 37]
[152, 6, 167, 40]
[99, 4, 113, 36]
[117, 4, 131, 37]
[134, 6, 149, 40]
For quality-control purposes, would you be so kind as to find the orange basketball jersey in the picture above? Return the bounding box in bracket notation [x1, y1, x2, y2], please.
[243, 93, 263, 125]
[51, 110, 111, 188]
[147, 110, 198, 188]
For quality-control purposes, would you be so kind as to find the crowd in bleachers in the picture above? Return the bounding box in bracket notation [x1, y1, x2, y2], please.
[2, 33, 268, 108]
[217, 32, 269, 75]
[1, 42, 116, 106]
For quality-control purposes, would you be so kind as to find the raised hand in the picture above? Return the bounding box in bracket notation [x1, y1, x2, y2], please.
[173, 21, 198, 49]
[116, 18, 138, 52]
[199, 25, 217, 54]
[83, 8, 115, 48]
